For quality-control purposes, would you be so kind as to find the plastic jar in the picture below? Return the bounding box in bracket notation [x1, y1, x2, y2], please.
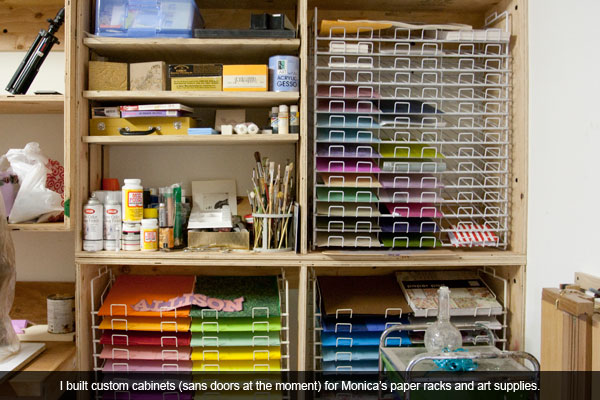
[140, 218, 158, 251]
[122, 179, 143, 223]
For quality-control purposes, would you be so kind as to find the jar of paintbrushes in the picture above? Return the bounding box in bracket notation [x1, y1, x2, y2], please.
[249, 152, 294, 252]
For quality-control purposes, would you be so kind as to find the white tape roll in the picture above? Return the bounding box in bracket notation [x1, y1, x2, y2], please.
[247, 123, 259, 135]
[234, 124, 248, 135]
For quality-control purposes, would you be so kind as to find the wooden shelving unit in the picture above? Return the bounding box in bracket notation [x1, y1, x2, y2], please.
[83, 90, 299, 107]
[83, 37, 301, 64]
[0, 0, 75, 232]
[9, 222, 70, 232]
[0, 95, 64, 114]
[83, 134, 299, 145]
[73, 0, 529, 372]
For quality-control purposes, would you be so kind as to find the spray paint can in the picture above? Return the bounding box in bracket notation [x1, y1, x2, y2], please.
[83, 194, 103, 252]
[103, 191, 121, 251]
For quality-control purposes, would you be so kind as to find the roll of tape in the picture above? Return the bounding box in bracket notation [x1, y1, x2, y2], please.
[247, 123, 259, 135]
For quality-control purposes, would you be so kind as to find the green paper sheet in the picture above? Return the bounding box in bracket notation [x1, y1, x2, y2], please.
[190, 276, 280, 319]
[191, 331, 281, 347]
[190, 317, 281, 333]
[380, 143, 445, 159]
[316, 187, 379, 202]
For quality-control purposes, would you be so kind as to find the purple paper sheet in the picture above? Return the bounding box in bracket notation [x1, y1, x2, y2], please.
[384, 203, 443, 218]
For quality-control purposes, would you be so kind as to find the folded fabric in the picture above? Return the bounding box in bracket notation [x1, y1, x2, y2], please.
[100, 330, 191, 347]
[190, 276, 280, 319]
[322, 346, 380, 362]
[191, 346, 281, 361]
[103, 359, 193, 372]
[322, 360, 379, 372]
[190, 317, 280, 333]
[192, 360, 281, 372]
[99, 316, 191, 332]
[321, 331, 410, 347]
[191, 331, 280, 347]
[98, 275, 195, 318]
[100, 345, 191, 361]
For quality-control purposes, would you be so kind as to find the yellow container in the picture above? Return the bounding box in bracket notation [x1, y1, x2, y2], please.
[222, 65, 268, 92]
[171, 76, 222, 91]
[90, 117, 196, 136]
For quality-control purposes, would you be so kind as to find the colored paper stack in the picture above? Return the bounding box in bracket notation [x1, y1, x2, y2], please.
[189, 276, 284, 372]
[97, 275, 196, 373]
[317, 276, 410, 372]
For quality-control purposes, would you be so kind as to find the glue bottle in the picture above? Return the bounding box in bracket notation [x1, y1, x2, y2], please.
[122, 179, 143, 223]
[278, 105, 289, 134]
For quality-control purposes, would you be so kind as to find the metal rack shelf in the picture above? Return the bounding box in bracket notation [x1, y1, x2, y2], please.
[310, 9, 511, 250]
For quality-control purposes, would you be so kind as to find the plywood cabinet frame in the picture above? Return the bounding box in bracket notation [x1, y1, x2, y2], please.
[71, 0, 529, 371]
[0, 0, 77, 231]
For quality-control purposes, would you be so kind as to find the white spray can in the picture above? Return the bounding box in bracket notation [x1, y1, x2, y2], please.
[83, 194, 103, 251]
[104, 191, 122, 251]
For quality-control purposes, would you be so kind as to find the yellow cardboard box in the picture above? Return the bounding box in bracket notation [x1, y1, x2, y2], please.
[222, 65, 268, 92]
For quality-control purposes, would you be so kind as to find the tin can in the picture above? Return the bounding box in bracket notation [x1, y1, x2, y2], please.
[47, 294, 75, 334]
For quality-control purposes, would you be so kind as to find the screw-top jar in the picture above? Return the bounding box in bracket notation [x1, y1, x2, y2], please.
[140, 218, 158, 251]
[122, 179, 143, 223]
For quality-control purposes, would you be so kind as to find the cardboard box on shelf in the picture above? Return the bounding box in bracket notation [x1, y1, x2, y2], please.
[130, 61, 167, 91]
[169, 64, 222, 91]
[89, 61, 128, 91]
[222, 65, 268, 92]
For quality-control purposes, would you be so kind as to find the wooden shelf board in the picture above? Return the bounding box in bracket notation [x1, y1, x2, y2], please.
[9, 222, 67, 232]
[83, 37, 300, 63]
[309, 0, 498, 12]
[83, 134, 299, 145]
[75, 249, 526, 267]
[0, 95, 64, 114]
[83, 91, 299, 107]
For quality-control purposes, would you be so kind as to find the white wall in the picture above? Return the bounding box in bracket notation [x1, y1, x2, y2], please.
[526, 0, 600, 358]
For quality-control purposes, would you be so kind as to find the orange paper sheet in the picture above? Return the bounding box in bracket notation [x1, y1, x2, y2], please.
[99, 316, 191, 332]
[98, 275, 195, 318]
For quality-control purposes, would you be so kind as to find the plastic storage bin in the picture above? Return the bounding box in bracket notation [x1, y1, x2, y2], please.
[95, 0, 204, 38]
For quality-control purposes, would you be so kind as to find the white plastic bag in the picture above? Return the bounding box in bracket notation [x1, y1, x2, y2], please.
[2, 142, 63, 223]
[0, 191, 19, 361]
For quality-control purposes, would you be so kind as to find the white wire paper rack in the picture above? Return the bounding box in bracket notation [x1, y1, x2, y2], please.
[310, 9, 511, 250]
[90, 268, 291, 373]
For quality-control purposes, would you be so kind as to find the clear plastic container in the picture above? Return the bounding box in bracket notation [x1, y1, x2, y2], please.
[95, 0, 203, 38]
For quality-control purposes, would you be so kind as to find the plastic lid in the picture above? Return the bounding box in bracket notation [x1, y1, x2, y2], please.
[279, 105, 288, 112]
[123, 179, 141, 186]
[102, 178, 120, 191]
[271, 106, 278, 113]
[149, 188, 158, 195]
[290, 105, 298, 112]
[141, 218, 158, 227]
[143, 208, 158, 219]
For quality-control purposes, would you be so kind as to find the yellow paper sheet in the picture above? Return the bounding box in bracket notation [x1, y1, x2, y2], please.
[193, 360, 281, 372]
[191, 346, 281, 361]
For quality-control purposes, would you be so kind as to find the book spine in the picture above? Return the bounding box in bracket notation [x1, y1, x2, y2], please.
[120, 104, 193, 112]
[121, 110, 182, 118]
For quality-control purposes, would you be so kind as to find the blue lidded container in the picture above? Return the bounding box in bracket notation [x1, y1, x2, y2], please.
[95, 0, 204, 38]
